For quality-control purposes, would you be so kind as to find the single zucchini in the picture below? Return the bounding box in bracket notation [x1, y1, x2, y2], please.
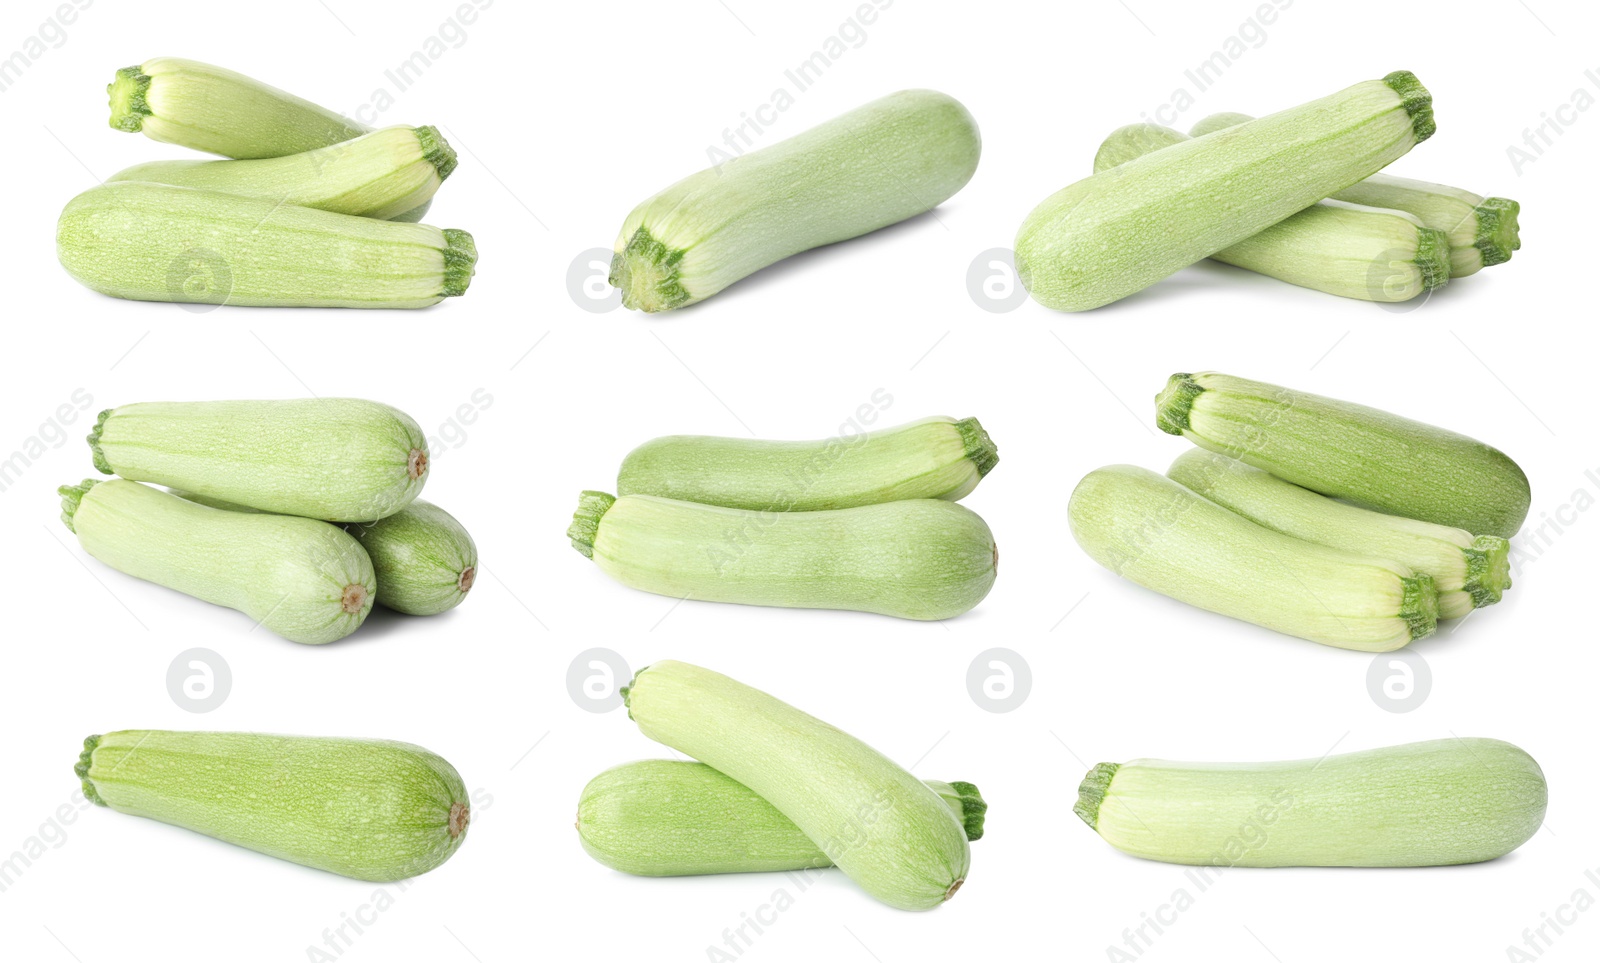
[1157, 372, 1531, 538]
[59, 480, 373, 644]
[568, 492, 996, 621]
[609, 89, 980, 312]
[1093, 123, 1449, 302]
[577, 760, 986, 877]
[57, 182, 476, 308]
[1075, 737, 1545, 867]
[1167, 449, 1511, 619]
[622, 661, 970, 909]
[107, 125, 457, 220]
[346, 500, 477, 616]
[1069, 465, 1436, 651]
[91, 399, 429, 523]
[617, 416, 998, 511]
[1015, 71, 1434, 311]
[77, 730, 470, 880]
[1190, 112, 1520, 277]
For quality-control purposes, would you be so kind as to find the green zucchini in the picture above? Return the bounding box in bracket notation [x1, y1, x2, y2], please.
[1093, 123, 1449, 302]
[59, 480, 373, 644]
[346, 501, 477, 616]
[617, 416, 997, 511]
[1157, 372, 1531, 538]
[77, 730, 469, 880]
[1190, 112, 1520, 276]
[568, 492, 996, 621]
[91, 399, 428, 523]
[622, 660, 970, 909]
[1167, 449, 1510, 619]
[1069, 465, 1436, 651]
[1015, 71, 1434, 311]
[1075, 737, 1545, 867]
[577, 760, 986, 877]
[609, 89, 980, 312]
[57, 182, 476, 308]
[107, 125, 457, 220]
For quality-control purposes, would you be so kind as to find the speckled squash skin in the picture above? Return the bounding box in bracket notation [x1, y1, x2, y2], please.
[78, 731, 471, 881]
[346, 500, 478, 616]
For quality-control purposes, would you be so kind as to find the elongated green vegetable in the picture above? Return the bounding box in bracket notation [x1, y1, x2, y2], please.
[578, 760, 986, 877]
[107, 125, 457, 220]
[1093, 123, 1449, 302]
[1190, 112, 1520, 277]
[1069, 465, 1436, 651]
[617, 416, 998, 511]
[77, 730, 470, 880]
[569, 492, 996, 621]
[1168, 449, 1510, 619]
[1015, 71, 1433, 311]
[346, 501, 477, 616]
[57, 182, 476, 308]
[622, 661, 970, 909]
[1076, 737, 1545, 867]
[91, 399, 428, 523]
[1157, 372, 1531, 538]
[60, 480, 373, 644]
[609, 89, 980, 312]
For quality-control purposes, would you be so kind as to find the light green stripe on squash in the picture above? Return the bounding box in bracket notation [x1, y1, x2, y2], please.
[1167, 449, 1510, 619]
[577, 760, 986, 877]
[1069, 465, 1436, 651]
[59, 480, 374, 644]
[1156, 371, 1531, 538]
[1076, 737, 1546, 867]
[609, 89, 980, 312]
[569, 492, 997, 621]
[78, 730, 470, 880]
[617, 416, 998, 511]
[1015, 71, 1434, 311]
[622, 661, 971, 909]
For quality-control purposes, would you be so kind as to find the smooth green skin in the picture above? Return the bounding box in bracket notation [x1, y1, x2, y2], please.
[609, 89, 981, 311]
[1077, 738, 1546, 867]
[1157, 372, 1532, 538]
[1069, 465, 1436, 651]
[346, 500, 478, 616]
[1168, 449, 1511, 619]
[108, 126, 457, 220]
[1015, 72, 1433, 311]
[617, 416, 998, 512]
[577, 760, 986, 877]
[92, 398, 429, 523]
[570, 493, 997, 621]
[1190, 112, 1520, 277]
[623, 661, 971, 910]
[78, 731, 470, 881]
[57, 182, 477, 308]
[1093, 124, 1449, 302]
[60, 480, 373, 644]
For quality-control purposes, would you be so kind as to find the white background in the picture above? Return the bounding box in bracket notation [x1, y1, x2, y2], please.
[0, 0, 1595, 960]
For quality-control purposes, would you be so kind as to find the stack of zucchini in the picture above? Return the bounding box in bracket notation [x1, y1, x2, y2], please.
[56, 57, 477, 309]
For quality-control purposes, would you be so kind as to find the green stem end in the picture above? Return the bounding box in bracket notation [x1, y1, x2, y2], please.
[1401, 573, 1439, 641]
[609, 227, 691, 313]
[59, 479, 100, 534]
[77, 735, 106, 807]
[1074, 762, 1120, 830]
[415, 125, 459, 181]
[567, 490, 616, 559]
[1463, 535, 1513, 608]
[108, 65, 153, 133]
[945, 780, 988, 841]
[1154, 373, 1203, 436]
[1383, 70, 1435, 144]
[88, 409, 113, 474]
[441, 229, 477, 298]
[954, 417, 999, 478]
[1414, 227, 1451, 292]
[1474, 197, 1521, 267]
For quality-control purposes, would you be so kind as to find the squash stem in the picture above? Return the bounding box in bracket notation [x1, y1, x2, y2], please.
[1414, 227, 1451, 292]
[945, 780, 987, 840]
[954, 418, 1000, 477]
[448, 801, 470, 838]
[441, 229, 477, 298]
[76, 735, 106, 806]
[1383, 70, 1435, 143]
[1074, 762, 1120, 830]
[1401, 574, 1439, 641]
[58, 479, 100, 534]
[107, 65, 153, 133]
[567, 490, 617, 559]
[609, 227, 691, 312]
[1154, 373, 1204, 436]
[1463, 535, 1513, 609]
[414, 126, 458, 181]
[1475, 197, 1521, 267]
[88, 409, 113, 474]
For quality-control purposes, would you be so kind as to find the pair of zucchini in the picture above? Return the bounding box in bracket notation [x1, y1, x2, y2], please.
[568, 417, 1000, 620]
[62, 399, 477, 643]
[57, 57, 477, 308]
[1070, 372, 1526, 650]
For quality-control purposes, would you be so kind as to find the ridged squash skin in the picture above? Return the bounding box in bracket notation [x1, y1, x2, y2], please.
[60, 480, 374, 645]
[1076, 738, 1546, 867]
[616, 416, 998, 511]
[1015, 72, 1434, 311]
[577, 760, 986, 876]
[1156, 372, 1531, 538]
[91, 399, 429, 523]
[609, 89, 981, 311]
[346, 500, 478, 616]
[568, 493, 997, 621]
[78, 731, 470, 881]
[1069, 465, 1437, 651]
[622, 661, 971, 910]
